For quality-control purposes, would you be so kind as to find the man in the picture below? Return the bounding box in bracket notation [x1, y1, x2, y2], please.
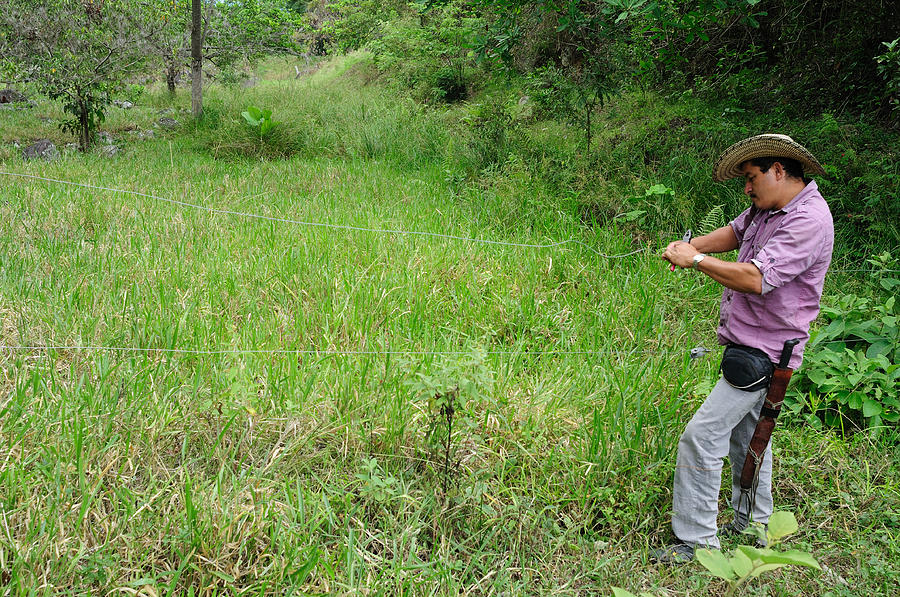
[654, 134, 834, 563]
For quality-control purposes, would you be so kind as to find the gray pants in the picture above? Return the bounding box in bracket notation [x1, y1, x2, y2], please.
[672, 377, 773, 549]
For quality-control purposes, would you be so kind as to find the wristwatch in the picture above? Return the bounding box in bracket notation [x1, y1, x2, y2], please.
[692, 253, 707, 269]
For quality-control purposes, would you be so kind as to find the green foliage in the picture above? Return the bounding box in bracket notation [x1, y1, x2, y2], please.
[695, 512, 820, 596]
[699, 204, 726, 235]
[405, 349, 493, 494]
[366, 1, 482, 103]
[788, 252, 900, 433]
[355, 457, 401, 503]
[461, 97, 517, 171]
[876, 38, 900, 114]
[123, 84, 147, 105]
[320, 0, 400, 53]
[0, 0, 151, 150]
[241, 105, 280, 137]
[142, 0, 302, 93]
[525, 64, 610, 151]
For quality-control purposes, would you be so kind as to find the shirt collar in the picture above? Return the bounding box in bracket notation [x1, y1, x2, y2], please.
[772, 180, 819, 214]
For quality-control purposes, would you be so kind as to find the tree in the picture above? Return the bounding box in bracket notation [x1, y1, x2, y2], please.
[0, 0, 151, 151]
[139, 0, 301, 104]
[192, 0, 202, 119]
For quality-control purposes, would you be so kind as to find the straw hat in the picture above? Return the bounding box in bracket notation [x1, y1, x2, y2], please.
[712, 134, 825, 182]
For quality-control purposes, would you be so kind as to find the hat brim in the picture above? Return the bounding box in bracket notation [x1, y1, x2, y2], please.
[713, 134, 826, 182]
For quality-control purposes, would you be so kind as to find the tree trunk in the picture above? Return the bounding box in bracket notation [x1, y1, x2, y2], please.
[191, 0, 202, 119]
[166, 62, 177, 94]
[78, 96, 91, 152]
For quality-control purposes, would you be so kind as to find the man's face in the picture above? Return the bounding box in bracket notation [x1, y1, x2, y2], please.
[740, 162, 780, 210]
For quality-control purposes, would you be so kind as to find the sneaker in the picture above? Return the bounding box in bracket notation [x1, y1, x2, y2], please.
[720, 520, 768, 547]
[649, 542, 694, 564]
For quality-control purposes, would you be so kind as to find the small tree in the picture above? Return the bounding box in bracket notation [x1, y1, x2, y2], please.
[0, 0, 151, 151]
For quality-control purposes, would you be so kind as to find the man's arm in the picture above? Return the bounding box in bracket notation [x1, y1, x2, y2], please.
[662, 224, 763, 294]
[694, 256, 762, 294]
[690, 225, 739, 254]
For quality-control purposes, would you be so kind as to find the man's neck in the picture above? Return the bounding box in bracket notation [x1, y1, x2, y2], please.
[773, 179, 809, 210]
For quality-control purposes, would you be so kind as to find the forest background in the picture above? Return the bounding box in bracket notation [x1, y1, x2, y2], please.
[0, 0, 899, 595]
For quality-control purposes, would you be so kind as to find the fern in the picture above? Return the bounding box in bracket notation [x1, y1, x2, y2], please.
[700, 204, 725, 235]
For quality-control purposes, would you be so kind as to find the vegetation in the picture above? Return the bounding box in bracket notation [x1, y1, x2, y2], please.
[1, 0, 899, 594]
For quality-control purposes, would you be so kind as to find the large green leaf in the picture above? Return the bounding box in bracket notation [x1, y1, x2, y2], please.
[867, 339, 893, 358]
[695, 548, 736, 580]
[736, 544, 762, 560]
[246, 105, 263, 119]
[748, 562, 786, 578]
[807, 369, 827, 386]
[757, 549, 821, 570]
[730, 548, 753, 577]
[863, 399, 883, 417]
[242, 110, 261, 126]
[767, 511, 798, 540]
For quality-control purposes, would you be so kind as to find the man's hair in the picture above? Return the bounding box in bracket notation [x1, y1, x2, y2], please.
[744, 156, 808, 182]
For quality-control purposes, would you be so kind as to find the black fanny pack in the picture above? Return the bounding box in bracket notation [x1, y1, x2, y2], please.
[720, 344, 774, 392]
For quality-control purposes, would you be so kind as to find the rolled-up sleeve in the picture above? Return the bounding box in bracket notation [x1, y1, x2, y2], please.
[751, 212, 824, 294]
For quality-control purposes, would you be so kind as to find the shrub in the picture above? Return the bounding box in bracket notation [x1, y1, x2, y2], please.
[787, 252, 900, 433]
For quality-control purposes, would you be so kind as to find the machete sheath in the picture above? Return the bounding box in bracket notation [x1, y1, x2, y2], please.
[735, 339, 800, 527]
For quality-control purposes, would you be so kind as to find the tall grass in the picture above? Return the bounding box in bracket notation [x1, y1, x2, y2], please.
[1, 55, 898, 595]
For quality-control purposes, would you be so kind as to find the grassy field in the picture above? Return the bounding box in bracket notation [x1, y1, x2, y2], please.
[1, 56, 898, 595]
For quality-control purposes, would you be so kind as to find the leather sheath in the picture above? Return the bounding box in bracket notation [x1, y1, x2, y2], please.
[739, 366, 793, 490]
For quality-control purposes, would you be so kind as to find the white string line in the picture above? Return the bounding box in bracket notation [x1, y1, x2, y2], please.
[1, 172, 645, 259]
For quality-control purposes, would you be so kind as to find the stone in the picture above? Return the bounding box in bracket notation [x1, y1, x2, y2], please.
[0, 89, 27, 104]
[518, 95, 530, 105]
[113, 100, 134, 109]
[22, 139, 59, 161]
[99, 145, 120, 158]
[156, 117, 178, 130]
[98, 131, 115, 144]
[157, 108, 175, 116]
[241, 77, 258, 89]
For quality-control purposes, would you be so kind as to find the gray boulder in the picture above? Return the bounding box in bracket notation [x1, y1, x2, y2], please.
[0, 89, 27, 104]
[156, 117, 178, 130]
[22, 139, 59, 161]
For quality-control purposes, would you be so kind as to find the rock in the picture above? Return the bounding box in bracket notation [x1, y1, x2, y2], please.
[64, 143, 79, 152]
[113, 100, 134, 109]
[518, 95, 530, 105]
[99, 145, 120, 158]
[129, 129, 156, 140]
[157, 108, 175, 116]
[98, 131, 115, 144]
[0, 89, 27, 104]
[156, 117, 178, 130]
[241, 77, 258, 89]
[22, 139, 59, 161]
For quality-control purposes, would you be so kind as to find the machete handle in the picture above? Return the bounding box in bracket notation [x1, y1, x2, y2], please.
[778, 338, 801, 369]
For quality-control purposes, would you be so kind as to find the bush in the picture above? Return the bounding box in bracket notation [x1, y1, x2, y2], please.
[787, 252, 900, 433]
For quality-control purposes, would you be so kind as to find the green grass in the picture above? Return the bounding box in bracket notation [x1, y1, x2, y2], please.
[1, 55, 898, 595]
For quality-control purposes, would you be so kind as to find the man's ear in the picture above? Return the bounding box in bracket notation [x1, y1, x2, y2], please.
[772, 161, 785, 180]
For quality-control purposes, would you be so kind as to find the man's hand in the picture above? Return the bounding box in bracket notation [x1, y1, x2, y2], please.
[662, 240, 699, 269]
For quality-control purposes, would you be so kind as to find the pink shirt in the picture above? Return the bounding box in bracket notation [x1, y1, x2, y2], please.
[717, 181, 834, 369]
